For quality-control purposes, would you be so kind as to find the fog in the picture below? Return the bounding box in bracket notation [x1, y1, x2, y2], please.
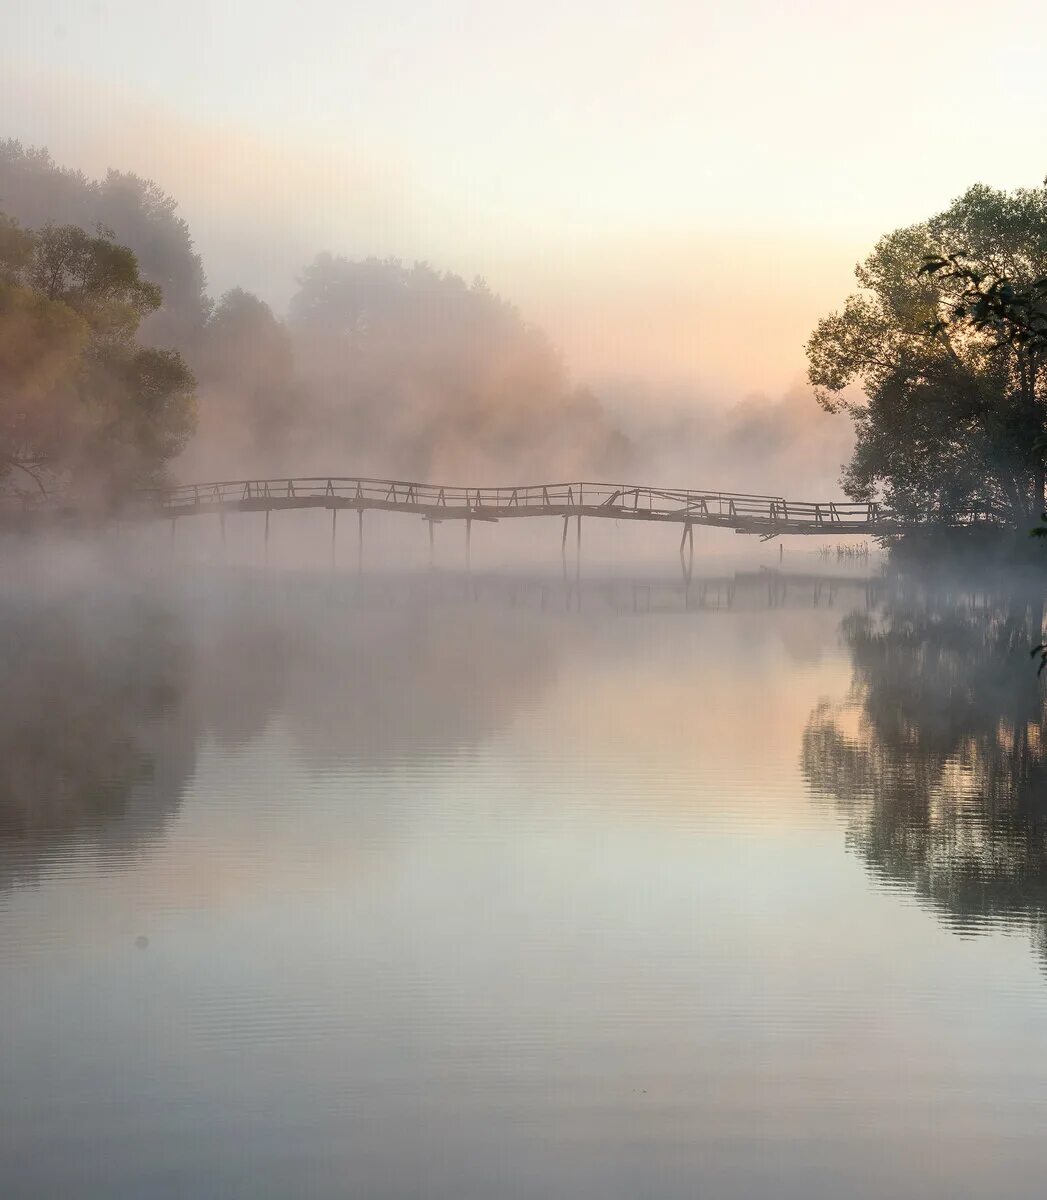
[0, 140, 854, 501]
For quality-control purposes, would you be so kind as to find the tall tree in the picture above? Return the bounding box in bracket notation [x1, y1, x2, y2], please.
[807, 184, 1047, 525]
[0, 213, 196, 498]
[0, 141, 211, 350]
[185, 288, 298, 478]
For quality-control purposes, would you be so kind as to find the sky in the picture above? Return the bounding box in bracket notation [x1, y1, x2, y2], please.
[5, 0, 1047, 403]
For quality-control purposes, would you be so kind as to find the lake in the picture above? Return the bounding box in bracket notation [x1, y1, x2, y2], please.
[2, 560, 1047, 1199]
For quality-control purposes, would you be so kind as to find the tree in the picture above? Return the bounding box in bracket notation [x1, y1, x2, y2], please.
[0, 213, 196, 498]
[286, 255, 629, 480]
[0, 141, 211, 350]
[807, 183, 1047, 526]
[919, 255, 1047, 357]
[188, 288, 298, 477]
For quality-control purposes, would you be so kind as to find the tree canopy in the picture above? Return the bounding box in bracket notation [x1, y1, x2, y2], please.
[3, 142, 630, 486]
[807, 183, 1047, 526]
[279, 255, 628, 481]
[0, 140, 211, 350]
[0, 212, 196, 498]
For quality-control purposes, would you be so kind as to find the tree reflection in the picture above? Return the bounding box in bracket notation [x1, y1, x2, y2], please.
[0, 592, 197, 889]
[803, 584, 1047, 958]
[0, 580, 559, 891]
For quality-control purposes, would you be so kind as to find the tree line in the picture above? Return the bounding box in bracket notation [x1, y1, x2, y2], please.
[5, 137, 1047, 512]
[0, 141, 628, 502]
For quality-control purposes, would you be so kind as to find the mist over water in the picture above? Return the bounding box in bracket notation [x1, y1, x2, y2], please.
[9, 0, 1047, 1192]
[2, 546, 1047, 1199]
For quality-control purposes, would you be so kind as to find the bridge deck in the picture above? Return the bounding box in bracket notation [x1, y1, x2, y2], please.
[137, 477, 903, 536]
[0, 476, 1001, 537]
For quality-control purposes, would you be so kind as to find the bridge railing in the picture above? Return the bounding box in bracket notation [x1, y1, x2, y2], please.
[138, 477, 909, 527]
[140, 477, 798, 517]
[139, 477, 787, 511]
[0, 474, 1015, 530]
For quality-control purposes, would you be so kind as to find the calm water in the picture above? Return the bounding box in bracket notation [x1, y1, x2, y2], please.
[2, 565, 1047, 1199]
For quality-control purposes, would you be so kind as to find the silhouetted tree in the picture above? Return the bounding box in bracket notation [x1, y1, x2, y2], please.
[807, 183, 1047, 525]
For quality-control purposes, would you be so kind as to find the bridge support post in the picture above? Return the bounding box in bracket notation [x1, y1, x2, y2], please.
[357, 509, 364, 576]
[679, 522, 694, 590]
[575, 514, 582, 586]
[428, 518, 435, 566]
[465, 517, 472, 572]
[219, 507, 226, 548]
[331, 507, 337, 569]
[264, 509, 270, 565]
[561, 516, 569, 555]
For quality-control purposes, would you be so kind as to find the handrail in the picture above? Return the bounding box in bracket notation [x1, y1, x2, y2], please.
[0, 475, 1013, 531]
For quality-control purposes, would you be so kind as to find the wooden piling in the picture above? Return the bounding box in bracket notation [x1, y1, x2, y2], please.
[357, 508, 364, 575]
[575, 514, 582, 587]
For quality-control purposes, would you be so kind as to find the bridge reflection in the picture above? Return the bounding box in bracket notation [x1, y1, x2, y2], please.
[333, 568, 883, 615]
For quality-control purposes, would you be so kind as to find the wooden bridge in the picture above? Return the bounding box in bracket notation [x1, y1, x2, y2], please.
[137, 477, 901, 539]
[1, 477, 999, 567]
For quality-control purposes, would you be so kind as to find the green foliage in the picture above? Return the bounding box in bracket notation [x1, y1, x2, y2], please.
[807, 183, 1047, 526]
[919, 253, 1047, 360]
[0, 211, 196, 497]
[0, 141, 211, 349]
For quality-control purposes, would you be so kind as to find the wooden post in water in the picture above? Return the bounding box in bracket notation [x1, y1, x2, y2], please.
[428, 517, 435, 566]
[264, 509, 270, 566]
[331, 507, 338, 569]
[679, 521, 694, 590]
[465, 516, 472, 572]
[575, 514, 582, 588]
[357, 509, 364, 575]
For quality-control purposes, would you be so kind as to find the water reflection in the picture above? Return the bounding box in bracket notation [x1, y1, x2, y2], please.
[7, 568, 1047, 1199]
[0, 594, 195, 890]
[803, 583, 1047, 958]
[0, 580, 562, 891]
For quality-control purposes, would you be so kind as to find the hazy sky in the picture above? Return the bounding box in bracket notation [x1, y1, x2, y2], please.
[6, 0, 1047, 400]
